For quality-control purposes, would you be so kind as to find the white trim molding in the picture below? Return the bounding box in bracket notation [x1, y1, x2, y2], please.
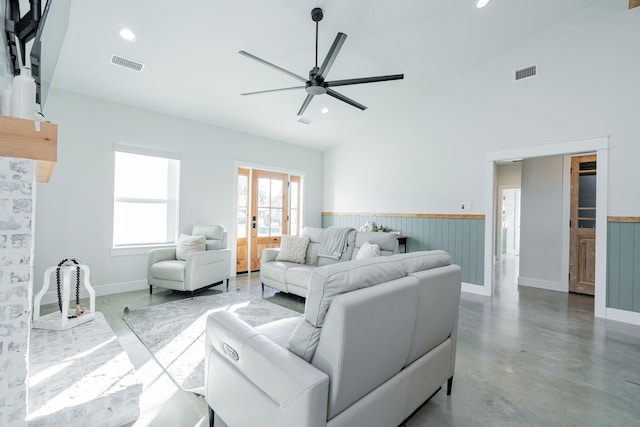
[605, 308, 640, 326]
[462, 282, 492, 296]
[518, 276, 564, 293]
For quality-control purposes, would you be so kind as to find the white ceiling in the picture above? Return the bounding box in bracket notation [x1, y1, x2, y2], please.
[48, 0, 600, 150]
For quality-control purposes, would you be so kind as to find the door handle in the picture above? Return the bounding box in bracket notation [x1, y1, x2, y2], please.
[252, 223, 256, 229]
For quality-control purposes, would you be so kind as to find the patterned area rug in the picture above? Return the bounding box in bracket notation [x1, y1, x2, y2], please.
[122, 290, 302, 395]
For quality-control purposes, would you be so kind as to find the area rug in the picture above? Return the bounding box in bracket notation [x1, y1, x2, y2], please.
[122, 290, 302, 395]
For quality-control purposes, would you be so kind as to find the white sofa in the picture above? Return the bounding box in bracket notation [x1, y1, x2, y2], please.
[205, 250, 461, 427]
[260, 227, 399, 297]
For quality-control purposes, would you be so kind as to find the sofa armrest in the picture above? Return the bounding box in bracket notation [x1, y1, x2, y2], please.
[261, 248, 280, 263]
[148, 247, 177, 282]
[148, 247, 177, 264]
[206, 311, 329, 420]
[183, 249, 231, 291]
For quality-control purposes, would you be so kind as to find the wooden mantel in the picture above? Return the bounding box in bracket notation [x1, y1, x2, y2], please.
[631, 0, 640, 10]
[0, 115, 57, 183]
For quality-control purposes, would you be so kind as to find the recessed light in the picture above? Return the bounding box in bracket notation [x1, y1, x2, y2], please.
[321, 107, 329, 114]
[119, 28, 136, 41]
[476, 0, 490, 8]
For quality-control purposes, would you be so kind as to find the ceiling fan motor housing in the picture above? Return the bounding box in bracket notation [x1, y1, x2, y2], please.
[311, 8, 323, 22]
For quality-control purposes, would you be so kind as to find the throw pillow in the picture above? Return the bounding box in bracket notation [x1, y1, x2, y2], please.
[276, 235, 310, 264]
[176, 234, 206, 261]
[356, 241, 380, 259]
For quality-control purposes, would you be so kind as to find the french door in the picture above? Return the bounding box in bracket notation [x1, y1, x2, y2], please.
[236, 168, 301, 273]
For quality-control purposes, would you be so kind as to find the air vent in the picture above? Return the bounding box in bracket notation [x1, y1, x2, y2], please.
[515, 65, 536, 81]
[297, 116, 312, 125]
[110, 54, 145, 72]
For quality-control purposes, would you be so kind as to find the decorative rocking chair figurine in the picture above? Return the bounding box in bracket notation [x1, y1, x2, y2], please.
[33, 258, 96, 330]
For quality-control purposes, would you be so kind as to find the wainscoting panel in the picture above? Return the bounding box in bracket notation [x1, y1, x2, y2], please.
[321, 213, 485, 286]
[607, 218, 640, 313]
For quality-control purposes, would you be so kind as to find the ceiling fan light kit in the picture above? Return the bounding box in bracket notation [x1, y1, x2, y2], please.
[240, 7, 404, 116]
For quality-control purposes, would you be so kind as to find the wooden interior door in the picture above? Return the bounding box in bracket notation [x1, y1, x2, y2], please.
[569, 155, 596, 295]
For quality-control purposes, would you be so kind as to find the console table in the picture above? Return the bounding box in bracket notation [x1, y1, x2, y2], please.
[396, 235, 408, 253]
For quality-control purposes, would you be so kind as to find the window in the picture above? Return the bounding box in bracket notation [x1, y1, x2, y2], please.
[112, 145, 180, 247]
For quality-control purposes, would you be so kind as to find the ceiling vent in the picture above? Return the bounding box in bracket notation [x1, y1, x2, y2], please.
[515, 65, 536, 81]
[297, 116, 312, 125]
[110, 54, 145, 72]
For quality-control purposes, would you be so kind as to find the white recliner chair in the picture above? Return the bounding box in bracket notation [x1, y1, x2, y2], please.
[148, 225, 231, 296]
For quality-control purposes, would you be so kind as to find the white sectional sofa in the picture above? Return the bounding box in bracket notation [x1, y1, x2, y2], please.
[205, 250, 462, 427]
[260, 226, 399, 297]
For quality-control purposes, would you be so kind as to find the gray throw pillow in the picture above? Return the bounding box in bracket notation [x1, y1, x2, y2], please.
[276, 235, 310, 264]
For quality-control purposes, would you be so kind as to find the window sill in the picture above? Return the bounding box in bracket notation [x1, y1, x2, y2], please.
[110, 244, 175, 257]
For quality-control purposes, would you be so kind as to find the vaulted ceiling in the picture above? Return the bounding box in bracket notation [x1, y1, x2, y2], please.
[48, 0, 601, 150]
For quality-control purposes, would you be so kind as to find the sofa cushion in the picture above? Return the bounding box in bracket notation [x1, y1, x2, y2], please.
[352, 231, 398, 259]
[301, 227, 325, 266]
[396, 250, 451, 274]
[355, 242, 380, 259]
[288, 257, 407, 361]
[150, 259, 186, 281]
[192, 224, 225, 250]
[285, 265, 317, 288]
[276, 235, 310, 264]
[176, 234, 206, 261]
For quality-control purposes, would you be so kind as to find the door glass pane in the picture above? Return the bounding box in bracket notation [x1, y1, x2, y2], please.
[271, 180, 283, 207]
[258, 178, 270, 207]
[271, 209, 282, 236]
[290, 209, 298, 236]
[258, 207, 270, 237]
[237, 207, 247, 238]
[238, 175, 248, 205]
[579, 173, 596, 208]
[291, 181, 298, 207]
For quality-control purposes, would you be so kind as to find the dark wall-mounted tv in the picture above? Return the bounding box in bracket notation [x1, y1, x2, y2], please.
[30, 0, 71, 109]
[4, 0, 71, 108]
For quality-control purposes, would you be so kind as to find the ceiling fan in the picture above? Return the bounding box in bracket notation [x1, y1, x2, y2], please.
[239, 7, 404, 116]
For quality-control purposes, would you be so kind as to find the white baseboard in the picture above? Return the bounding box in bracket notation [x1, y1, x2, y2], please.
[518, 276, 566, 293]
[35, 279, 148, 305]
[605, 307, 640, 326]
[462, 282, 491, 296]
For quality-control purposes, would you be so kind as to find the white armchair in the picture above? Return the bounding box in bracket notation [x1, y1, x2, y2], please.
[148, 225, 231, 296]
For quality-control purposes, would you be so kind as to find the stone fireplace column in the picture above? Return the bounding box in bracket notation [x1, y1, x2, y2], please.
[0, 157, 35, 426]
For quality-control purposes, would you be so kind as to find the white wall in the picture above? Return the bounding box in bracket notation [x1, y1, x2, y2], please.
[322, 1, 640, 218]
[32, 89, 323, 298]
[518, 156, 564, 290]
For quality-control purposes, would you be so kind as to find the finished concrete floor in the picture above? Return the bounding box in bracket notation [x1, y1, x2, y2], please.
[87, 256, 639, 426]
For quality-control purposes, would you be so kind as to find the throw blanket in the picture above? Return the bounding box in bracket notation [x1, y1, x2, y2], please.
[318, 226, 354, 260]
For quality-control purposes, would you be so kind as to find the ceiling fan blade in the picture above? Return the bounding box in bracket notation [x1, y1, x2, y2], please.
[241, 86, 305, 96]
[317, 32, 347, 80]
[326, 74, 404, 87]
[326, 89, 367, 110]
[239, 50, 307, 83]
[297, 94, 315, 116]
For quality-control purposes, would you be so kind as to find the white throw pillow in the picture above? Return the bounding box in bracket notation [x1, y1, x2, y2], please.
[276, 235, 310, 264]
[356, 241, 380, 259]
[176, 234, 206, 261]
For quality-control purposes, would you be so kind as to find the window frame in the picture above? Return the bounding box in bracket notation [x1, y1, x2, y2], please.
[111, 144, 181, 256]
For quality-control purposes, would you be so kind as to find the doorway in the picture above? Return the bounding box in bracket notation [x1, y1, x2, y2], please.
[484, 135, 608, 318]
[236, 167, 302, 273]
